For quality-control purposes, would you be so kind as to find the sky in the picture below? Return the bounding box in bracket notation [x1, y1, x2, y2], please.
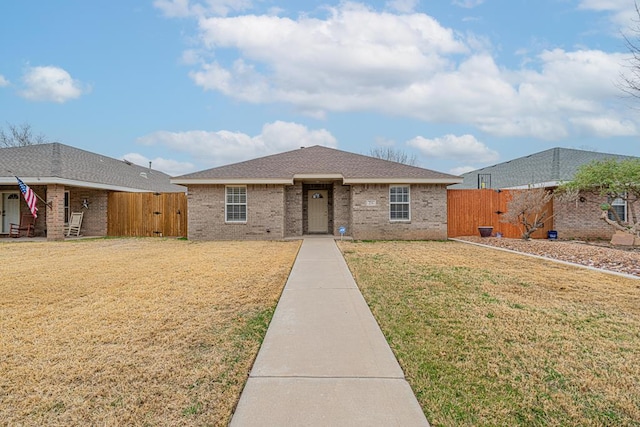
[2, 0, 640, 177]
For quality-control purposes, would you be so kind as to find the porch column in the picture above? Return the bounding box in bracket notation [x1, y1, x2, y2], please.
[46, 184, 65, 241]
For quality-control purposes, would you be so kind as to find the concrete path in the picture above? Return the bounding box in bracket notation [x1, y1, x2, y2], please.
[230, 237, 429, 426]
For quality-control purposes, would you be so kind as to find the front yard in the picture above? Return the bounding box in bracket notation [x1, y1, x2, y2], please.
[339, 240, 640, 426]
[0, 238, 300, 426]
[3, 237, 638, 426]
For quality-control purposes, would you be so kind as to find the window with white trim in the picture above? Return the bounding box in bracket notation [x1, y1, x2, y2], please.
[226, 186, 247, 222]
[608, 196, 627, 222]
[389, 185, 410, 221]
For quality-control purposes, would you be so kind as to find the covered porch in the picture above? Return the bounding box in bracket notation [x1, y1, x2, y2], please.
[0, 183, 106, 241]
[285, 179, 352, 239]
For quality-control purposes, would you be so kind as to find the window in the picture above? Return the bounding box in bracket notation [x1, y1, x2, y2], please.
[609, 196, 627, 222]
[478, 173, 491, 189]
[390, 186, 410, 221]
[226, 186, 247, 222]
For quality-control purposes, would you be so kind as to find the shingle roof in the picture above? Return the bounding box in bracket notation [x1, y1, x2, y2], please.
[0, 143, 185, 193]
[450, 147, 637, 189]
[172, 145, 462, 184]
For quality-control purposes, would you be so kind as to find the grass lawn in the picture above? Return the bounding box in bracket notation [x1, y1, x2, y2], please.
[339, 240, 640, 427]
[0, 238, 300, 426]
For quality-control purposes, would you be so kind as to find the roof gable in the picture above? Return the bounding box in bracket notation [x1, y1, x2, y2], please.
[172, 145, 461, 184]
[0, 143, 185, 192]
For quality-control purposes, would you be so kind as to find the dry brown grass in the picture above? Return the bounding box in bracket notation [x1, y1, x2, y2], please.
[0, 238, 300, 426]
[339, 240, 640, 426]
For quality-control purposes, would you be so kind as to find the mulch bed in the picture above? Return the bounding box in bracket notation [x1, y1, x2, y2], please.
[454, 236, 640, 277]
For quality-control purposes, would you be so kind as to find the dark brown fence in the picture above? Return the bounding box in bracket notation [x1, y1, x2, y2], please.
[107, 192, 187, 238]
[447, 189, 553, 239]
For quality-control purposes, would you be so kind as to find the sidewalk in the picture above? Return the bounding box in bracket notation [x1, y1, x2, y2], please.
[230, 237, 429, 426]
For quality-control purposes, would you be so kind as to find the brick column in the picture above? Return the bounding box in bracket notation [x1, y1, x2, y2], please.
[46, 184, 66, 241]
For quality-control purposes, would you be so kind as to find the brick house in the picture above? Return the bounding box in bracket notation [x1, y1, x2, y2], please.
[0, 143, 185, 240]
[171, 145, 462, 240]
[450, 147, 639, 240]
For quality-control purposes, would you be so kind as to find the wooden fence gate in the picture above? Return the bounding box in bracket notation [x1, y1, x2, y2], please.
[447, 189, 553, 239]
[107, 192, 187, 237]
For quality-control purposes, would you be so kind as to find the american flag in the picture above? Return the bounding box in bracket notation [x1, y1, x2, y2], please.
[16, 177, 38, 218]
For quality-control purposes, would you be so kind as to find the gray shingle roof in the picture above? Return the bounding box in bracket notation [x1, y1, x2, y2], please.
[0, 143, 185, 192]
[450, 147, 637, 189]
[172, 145, 461, 184]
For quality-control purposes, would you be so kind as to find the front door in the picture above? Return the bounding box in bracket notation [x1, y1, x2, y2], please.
[308, 190, 328, 233]
[2, 193, 20, 234]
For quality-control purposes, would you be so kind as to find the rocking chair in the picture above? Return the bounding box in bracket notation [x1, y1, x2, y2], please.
[9, 213, 36, 238]
[65, 212, 84, 237]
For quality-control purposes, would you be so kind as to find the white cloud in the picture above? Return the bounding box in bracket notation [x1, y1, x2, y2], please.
[407, 134, 499, 163]
[578, 0, 629, 10]
[578, 0, 636, 28]
[0, 75, 9, 87]
[449, 165, 477, 176]
[154, 0, 252, 17]
[452, 0, 485, 8]
[419, 49, 634, 139]
[154, 0, 191, 17]
[170, 2, 640, 140]
[180, 49, 202, 65]
[570, 115, 637, 136]
[386, 0, 419, 13]
[137, 121, 338, 167]
[20, 66, 88, 103]
[121, 153, 196, 176]
[192, 3, 467, 109]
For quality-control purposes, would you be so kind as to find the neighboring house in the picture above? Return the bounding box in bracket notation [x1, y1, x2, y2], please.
[171, 145, 462, 241]
[450, 147, 639, 239]
[0, 143, 185, 240]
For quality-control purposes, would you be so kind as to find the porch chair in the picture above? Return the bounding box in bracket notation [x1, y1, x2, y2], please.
[66, 212, 84, 237]
[9, 213, 36, 238]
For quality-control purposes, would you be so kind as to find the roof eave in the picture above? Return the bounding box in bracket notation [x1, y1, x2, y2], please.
[293, 173, 344, 181]
[503, 180, 562, 190]
[0, 176, 159, 193]
[171, 176, 463, 185]
[343, 178, 463, 184]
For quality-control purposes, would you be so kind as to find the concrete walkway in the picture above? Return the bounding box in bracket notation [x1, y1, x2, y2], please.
[230, 237, 429, 426]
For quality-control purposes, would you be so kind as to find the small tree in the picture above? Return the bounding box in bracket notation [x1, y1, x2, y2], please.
[369, 147, 418, 166]
[558, 158, 640, 236]
[0, 122, 48, 147]
[502, 188, 555, 240]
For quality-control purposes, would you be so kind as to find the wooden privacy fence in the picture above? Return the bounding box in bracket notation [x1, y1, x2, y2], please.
[447, 189, 553, 239]
[108, 192, 187, 238]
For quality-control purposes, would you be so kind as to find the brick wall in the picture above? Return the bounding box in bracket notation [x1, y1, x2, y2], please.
[46, 184, 66, 241]
[554, 190, 640, 240]
[186, 182, 448, 241]
[333, 182, 351, 236]
[30, 185, 47, 236]
[187, 184, 285, 240]
[285, 183, 303, 237]
[351, 184, 448, 240]
[68, 188, 108, 236]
